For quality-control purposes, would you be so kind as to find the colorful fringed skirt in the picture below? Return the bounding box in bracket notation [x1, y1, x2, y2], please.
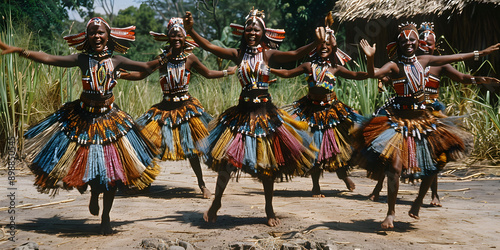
[24, 93, 160, 194]
[204, 90, 315, 179]
[290, 93, 363, 172]
[353, 98, 473, 180]
[135, 93, 211, 160]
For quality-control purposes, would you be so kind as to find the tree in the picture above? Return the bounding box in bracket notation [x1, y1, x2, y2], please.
[0, 0, 94, 50]
[114, 4, 165, 62]
[279, 0, 336, 50]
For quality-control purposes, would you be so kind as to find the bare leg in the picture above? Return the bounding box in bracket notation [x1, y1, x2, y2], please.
[430, 175, 441, 207]
[100, 186, 117, 235]
[409, 174, 434, 219]
[336, 166, 355, 191]
[89, 189, 100, 216]
[369, 175, 385, 201]
[189, 156, 212, 199]
[204, 163, 234, 223]
[311, 168, 325, 198]
[262, 176, 280, 227]
[381, 157, 401, 229]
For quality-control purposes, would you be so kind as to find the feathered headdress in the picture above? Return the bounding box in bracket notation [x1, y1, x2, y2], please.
[386, 21, 426, 60]
[309, 12, 352, 66]
[230, 8, 286, 44]
[418, 22, 436, 53]
[149, 17, 198, 51]
[63, 17, 135, 54]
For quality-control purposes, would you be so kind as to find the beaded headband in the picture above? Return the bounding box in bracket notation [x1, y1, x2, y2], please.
[149, 17, 198, 51]
[418, 22, 436, 52]
[63, 17, 135, 54]
[386, 22, 426, 60]
[230, 8, 285, 43]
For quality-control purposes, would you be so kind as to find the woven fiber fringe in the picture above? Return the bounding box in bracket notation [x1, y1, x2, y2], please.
[103, 143, 126, 182]
[25, 122, 61, 162]
[42, 142, 78, 190]
[141, 120, 162, 149]
[62, 146, 89, 188]
[242, 135, 257, 168]
[32, 131, 71, 174]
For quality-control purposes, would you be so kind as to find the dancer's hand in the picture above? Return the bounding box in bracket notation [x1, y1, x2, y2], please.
[315, 27, 326, 44]
[227, 65, 237, 75]
[478, 76, 500, 85]
[0, 39, 21, 55]
[183, 11, 194, 32]
[360, 39, 376, 58]
[480, 43, 500, 56]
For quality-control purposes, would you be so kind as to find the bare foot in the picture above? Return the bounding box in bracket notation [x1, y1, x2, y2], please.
[100, 215, 114, 235]
[267, 217, 281, 227]
[430, 197, 442, 207]
[368, 192, 380, 201]
[381, 214, 395, 229]
[343, 177, 356, 191]
[201, 186, 212, 199]
[89, 193, 99, 216]
[312, 186, 325, 198]
[409, 202, 421, 219]
[203, 210, 217, 223]
[203, 202, 220, 223]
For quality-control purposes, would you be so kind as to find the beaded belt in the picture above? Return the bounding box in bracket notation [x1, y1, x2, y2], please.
[242, 82, 269, 91]
[391, 96, 426, 110]
[79, 93, 114, 113]
[308, 92, 337, 106]
[163, 92, 190, 102]
[239, 92, 271, 103]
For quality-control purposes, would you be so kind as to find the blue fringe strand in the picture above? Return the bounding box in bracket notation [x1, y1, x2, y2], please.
[126, 129, 153, 166]
[33, 131, 70, 174]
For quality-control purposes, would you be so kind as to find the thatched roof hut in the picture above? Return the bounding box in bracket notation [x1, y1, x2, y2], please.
[332, 0, 500, 76]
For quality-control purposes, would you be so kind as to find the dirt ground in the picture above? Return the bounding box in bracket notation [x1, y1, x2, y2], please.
[1, 160, 500, 249]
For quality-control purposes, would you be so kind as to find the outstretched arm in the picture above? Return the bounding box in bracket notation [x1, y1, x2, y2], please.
[336, 66, 368, 80]
[360, 39, 396, 78]
[270, 62, 310, 78]
[0, 39, 79, 67]
[184, 11, 238, 61]
[268, 27, 324, 64]
[442, 64, 500, 84]
[422, 43, 500, 67]
[114, 55, 161, 76]
[190, 54, 237, 79]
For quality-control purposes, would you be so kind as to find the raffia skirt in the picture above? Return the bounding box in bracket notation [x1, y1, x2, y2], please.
[353, 105, 473, 180]
[289, 94, 364, 172]
[135, 93, 212, 160]
[203, 90, 316, 180]
[24, 93, 160, 194]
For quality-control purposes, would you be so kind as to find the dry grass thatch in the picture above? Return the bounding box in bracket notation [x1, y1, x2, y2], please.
[333, 0, 500, 22]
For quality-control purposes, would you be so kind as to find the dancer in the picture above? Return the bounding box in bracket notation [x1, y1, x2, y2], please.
[358, 22, 500, 228]
[119, 17, 236, 198]
[270, 13, 365, 197]
[184, 9, 321, 226]
[0, 17, 163, 234]
[368, 22, 500, 206]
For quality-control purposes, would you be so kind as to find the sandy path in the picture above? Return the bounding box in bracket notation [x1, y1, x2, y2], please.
[1, 160, 499, 249]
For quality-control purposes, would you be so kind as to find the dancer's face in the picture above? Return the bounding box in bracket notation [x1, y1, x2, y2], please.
[423, 34, 436, 55]
[317, 35, 337, 59]
[87, 23, 109, 53]
[244, 21, 264, 47]
[168, 30, 186, 51]
[398, 30, 418, 57]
